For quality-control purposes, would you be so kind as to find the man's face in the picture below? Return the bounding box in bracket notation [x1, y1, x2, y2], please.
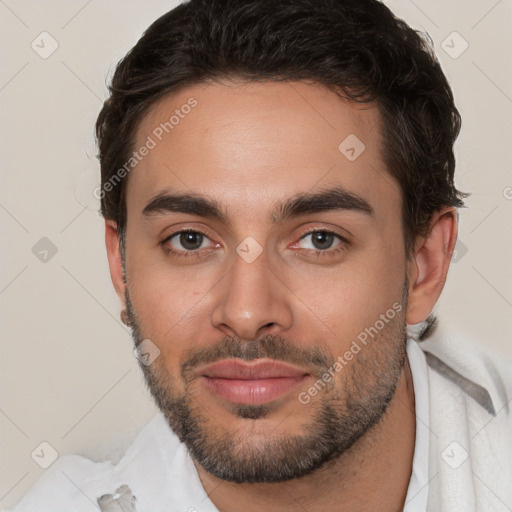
[121, 80, 410, 482]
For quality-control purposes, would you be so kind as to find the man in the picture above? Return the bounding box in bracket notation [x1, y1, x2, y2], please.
[6, 0, 512, 511]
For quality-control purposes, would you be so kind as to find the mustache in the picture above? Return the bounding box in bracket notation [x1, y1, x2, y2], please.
[181, 334, 334, 379]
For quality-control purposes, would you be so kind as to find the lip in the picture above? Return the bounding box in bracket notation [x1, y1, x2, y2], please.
[197, 359, 310, 405]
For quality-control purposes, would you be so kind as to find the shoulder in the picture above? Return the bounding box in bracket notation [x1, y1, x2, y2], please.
[417, 326, 512, 509]
[2, 454, 114, 512]
[4, 413, 181, 512]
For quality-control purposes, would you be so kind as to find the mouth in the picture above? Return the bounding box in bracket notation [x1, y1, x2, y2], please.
[197, 359, 311, 406]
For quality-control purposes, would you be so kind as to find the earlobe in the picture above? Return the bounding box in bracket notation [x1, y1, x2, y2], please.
[104, 220, 127, 307]
[406, 208, 458, 325]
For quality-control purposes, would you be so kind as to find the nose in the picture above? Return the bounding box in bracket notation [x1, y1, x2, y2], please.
[210, 245, 293, 341]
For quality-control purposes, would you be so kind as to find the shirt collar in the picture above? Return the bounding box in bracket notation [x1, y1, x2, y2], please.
[412, 323, 499, 417]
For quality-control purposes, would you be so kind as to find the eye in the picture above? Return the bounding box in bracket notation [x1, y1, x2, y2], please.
[161, 229, 213, 257]
[293, 230, 347, 255]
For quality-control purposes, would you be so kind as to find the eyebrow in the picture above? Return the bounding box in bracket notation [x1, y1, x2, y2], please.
[141, 185, 374, 225]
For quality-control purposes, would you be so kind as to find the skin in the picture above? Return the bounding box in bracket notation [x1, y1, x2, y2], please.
[105, 79, 458, 511]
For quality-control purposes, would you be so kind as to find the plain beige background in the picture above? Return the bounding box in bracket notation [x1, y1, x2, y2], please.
[1, 0, 511, 508]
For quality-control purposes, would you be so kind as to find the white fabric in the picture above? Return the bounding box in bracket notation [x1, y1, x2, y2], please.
[421, 329, 512, 511]
[4, 327, 512, 512]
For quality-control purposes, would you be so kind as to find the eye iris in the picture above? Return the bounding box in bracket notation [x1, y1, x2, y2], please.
[312, 231, 333, 250]
[180, 231, 203, 250]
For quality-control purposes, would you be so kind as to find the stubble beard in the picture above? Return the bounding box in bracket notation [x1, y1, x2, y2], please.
[124, 284, 408, 484]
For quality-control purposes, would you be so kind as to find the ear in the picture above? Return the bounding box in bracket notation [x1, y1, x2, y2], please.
[105, 219, 126, 308]
[406, 207, 458, 325]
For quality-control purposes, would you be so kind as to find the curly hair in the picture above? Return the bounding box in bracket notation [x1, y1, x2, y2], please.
[95, 0, 467, 258]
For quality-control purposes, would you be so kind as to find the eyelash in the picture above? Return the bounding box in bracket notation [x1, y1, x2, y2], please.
[160, 228, 348, 259]
[161, 229, 212, 259]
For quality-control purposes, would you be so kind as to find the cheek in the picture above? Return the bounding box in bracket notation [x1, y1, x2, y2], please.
[290, 246, 406, 344]
[127, 259, 216, 362]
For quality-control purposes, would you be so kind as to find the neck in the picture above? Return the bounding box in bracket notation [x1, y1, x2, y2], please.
[194, 355, 416, 512]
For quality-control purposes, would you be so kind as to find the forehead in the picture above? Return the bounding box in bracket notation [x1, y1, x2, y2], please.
[126, 79, 400, 224]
